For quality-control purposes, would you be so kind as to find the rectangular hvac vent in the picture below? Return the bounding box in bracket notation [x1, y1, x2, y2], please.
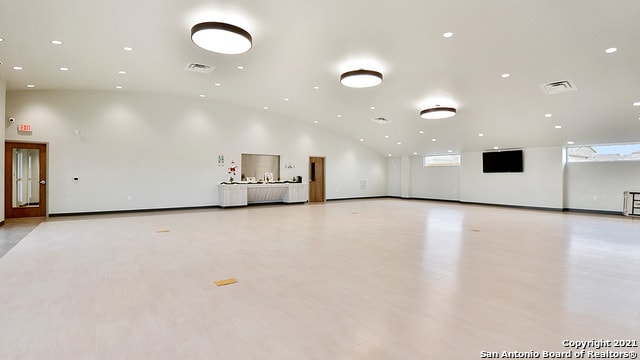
[359, 179, 368, 191]
[540, 80, 577, 95]
[371, 117, 391, 125]
[184, 63, 214, 74]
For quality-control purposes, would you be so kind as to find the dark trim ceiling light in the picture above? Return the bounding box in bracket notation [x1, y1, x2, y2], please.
[340, 69, 383, 88]
[420, 107, 457, 119]
[191, 22, 252, 54]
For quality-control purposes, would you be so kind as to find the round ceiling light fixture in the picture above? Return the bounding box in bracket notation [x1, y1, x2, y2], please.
[420, 106, 457, 119]
[191, 22, 252, 54]
[340, 69, 383, 88]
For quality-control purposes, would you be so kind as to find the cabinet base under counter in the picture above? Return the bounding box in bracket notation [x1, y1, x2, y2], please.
[218, 183, 308, 207]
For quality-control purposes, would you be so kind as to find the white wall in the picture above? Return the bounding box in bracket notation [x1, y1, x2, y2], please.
[5, 90, 387, 214]
[390, 141, 639, 214]
[400, 155, 411, 198]
[387, 155, 419, 198]
[389, 148, 564, 209]
[410, 155, 460, 201]
[460, 147, 564, 209]
[387, 157, 401, 197]
[565, 161, 640, 212]
[391, 146, 639, 213]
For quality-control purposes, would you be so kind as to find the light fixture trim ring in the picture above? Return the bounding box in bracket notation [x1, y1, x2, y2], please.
[420, 107, 457, 119]
[340, 69, 383, 88]
[191, 21, 253, 54]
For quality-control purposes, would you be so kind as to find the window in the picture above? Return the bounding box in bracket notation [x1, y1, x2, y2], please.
[423, 154, 461, 167]
[567, 143, 640, 162]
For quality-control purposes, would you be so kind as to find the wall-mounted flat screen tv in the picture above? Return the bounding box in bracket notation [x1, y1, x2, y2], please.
[482, 149, 524, 173]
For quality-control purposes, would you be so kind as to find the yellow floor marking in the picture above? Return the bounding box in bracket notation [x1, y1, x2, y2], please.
[352, 211, 360, 214]
[215, 278, 238, 286]
[156, 229, 170, 233]
[471, 229, 481, 232]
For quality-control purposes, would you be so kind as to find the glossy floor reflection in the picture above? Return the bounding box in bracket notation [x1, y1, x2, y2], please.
[0, 217, 44, 259]
[0, 199, 638, 359]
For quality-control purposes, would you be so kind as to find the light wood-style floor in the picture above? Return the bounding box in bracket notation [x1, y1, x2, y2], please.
[0, 199, 638, 359]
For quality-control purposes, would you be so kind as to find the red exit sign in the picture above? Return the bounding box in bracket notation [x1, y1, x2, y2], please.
[18, 124, 32, 132]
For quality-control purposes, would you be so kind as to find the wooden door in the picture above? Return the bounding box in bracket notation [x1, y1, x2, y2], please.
[5, 142, 48, 218]
[309, 157, 325, 202]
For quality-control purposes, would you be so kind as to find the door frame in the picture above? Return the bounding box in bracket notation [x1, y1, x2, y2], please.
[5, 141, 49, 218]
[308, 156, 325, 202]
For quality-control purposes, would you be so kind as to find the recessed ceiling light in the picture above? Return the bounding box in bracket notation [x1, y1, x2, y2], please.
[236, 65, 244, 70]
[314, 120, 319, 124]
[567, 141, 575, 145]
[0, 38, 4, 42]
[360, 138, 364, 142]
[115, 85, 123, 89]
[384, 135, 390, 139]
[443, 32, 453, 38]
[199, 94, 206, 98]
[12, 66, 23, 70]
[419, 130, 424, 134]
[420, 106, 457, 119]
[340, 69, 383, 88]
[59, 67, 69, 71]
[605, 47, 617, 54]
[493, 146, 499, 149]
[388, 154, 392, 157]
[413, 152, 418, 155]
[123, 46, 133, 51]
[191, 22, 252, 55]
[26, 84, 35, 88]
[263, 106, 269, 110]
[337, 114, 342, 118]
[633, 102, 640, 107]
[51, 40, 63, 45]
[370, 106, 376, 110]
[313, 86, 320, 90]
[431, 138, 437, 142]
[118, 70, 127, 75]
[284, 98, 290, 101]
[478, 133, 484, 137]
[447, 150, 453, 153]
[397, 142, 402, 145]
[214, 83, 221, 86]
[555, 125, 562, 129]
[501, 73, 510, 78]
[545, 113, 553, 118]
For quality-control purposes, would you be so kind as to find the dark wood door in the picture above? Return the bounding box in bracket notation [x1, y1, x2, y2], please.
[309, 157, 325, 202]
[5, 142, 48, 218]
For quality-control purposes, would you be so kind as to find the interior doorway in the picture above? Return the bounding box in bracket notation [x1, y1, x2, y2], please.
[309, 156, 325, 202]
[5, 142, 48, 218]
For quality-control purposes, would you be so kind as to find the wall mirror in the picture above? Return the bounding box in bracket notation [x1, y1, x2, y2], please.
[241, 153, 280, 182]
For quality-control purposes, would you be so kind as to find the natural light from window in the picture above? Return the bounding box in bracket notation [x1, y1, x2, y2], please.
[567, 143, 640, 162]
[423, 154, 461, 167]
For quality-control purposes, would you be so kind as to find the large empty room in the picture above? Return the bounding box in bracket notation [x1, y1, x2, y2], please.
[0, 1, 639, 359]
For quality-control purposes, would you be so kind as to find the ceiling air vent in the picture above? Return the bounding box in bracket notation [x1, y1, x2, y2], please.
[371, 117, 391, 125]
[540, 80, 577, 95]
[184, 63, 214, 74]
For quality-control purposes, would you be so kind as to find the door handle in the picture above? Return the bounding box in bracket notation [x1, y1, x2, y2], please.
[39, 180, 46, 185]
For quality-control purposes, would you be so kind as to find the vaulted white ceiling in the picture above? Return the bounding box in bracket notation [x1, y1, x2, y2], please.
[1, 0, 639, 156]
